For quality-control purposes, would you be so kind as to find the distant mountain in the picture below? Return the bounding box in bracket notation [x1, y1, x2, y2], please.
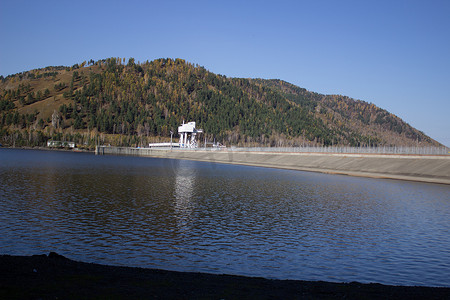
[0, 57, 441, 148]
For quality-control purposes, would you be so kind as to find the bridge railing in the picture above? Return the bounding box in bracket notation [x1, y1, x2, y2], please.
[100, 145, 450, 155]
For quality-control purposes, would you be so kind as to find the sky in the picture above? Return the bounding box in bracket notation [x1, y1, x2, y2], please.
[1, 0, 449, 146]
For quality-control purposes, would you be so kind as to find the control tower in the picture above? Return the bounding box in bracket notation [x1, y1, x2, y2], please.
[178, 121, 203, 148]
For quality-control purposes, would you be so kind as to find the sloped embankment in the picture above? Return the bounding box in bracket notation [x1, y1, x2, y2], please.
[96, 147, 450, 184]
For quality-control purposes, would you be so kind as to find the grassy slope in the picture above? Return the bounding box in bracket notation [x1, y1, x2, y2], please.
[8, 67, 100, 121]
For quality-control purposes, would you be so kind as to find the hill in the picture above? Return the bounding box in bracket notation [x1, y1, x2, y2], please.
[0, 57, 441, 149]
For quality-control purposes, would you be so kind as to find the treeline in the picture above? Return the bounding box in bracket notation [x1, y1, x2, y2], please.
[49, 57, 346, 146]
[260, 79, 435, 145]
[0, 57, 439, 148]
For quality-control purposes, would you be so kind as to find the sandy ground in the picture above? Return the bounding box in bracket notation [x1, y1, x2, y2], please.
[1, 253, 449, 299]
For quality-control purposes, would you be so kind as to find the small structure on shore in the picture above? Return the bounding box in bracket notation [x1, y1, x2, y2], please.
[47, 140, 75, 148]
[178, 121, 203, 148]
[148, 121, 203, 149]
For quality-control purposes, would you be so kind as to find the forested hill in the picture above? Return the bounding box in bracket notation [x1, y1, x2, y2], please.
[0, 57, 441, 148]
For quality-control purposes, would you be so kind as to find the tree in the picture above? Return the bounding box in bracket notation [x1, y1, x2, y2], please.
[74, 115, 83, 129]
[52, 110, 61, 128]
[26, 93, 34, 104]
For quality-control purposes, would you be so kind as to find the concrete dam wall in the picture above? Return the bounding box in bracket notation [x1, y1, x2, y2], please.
[95, 146, 450, 184]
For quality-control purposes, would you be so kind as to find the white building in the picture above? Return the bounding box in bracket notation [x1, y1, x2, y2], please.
[47, 140, 75, 148]
[178, 121, 203, 148]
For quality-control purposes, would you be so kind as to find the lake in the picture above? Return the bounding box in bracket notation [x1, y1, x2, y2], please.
[0, 148, 449, 287]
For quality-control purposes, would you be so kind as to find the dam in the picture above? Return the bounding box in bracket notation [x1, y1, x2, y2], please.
[95, 146, 450, 185]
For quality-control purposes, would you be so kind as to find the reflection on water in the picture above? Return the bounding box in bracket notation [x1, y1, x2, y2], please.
[174, 160, 197, 230]
[1, 148, 450, 287]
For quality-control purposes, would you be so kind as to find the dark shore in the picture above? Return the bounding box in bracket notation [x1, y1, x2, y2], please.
[1, 253, 449, 299]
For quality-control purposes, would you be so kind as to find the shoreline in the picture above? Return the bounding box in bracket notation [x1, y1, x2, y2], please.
[3, 146, 450, 184]
[1, 253, 449, 299]
[1, 145, 95, 153]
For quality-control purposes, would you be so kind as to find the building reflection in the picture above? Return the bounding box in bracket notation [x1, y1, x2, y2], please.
[173, 160, 197, 230]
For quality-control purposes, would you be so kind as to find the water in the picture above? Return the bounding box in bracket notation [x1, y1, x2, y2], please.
[1, 148, 449, 287]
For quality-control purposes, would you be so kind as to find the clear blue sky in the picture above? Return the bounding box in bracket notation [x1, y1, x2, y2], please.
[1, 0, 449, 146]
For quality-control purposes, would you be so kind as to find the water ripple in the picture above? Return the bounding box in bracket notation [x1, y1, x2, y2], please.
[1, 148, 450, 286]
